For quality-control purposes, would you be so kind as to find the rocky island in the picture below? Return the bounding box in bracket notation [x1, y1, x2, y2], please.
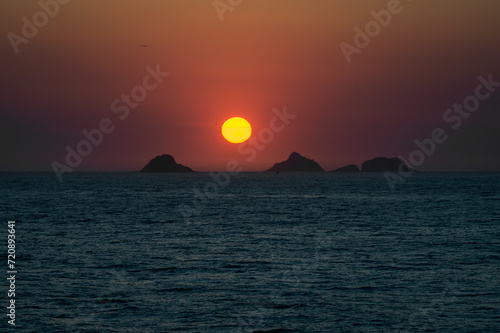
[141, 154, 194, 172]
[330, 157, 414, 173]
[332, 164, 360, 172]
[361, 157, 411, 172]
[266, 152, 324, 172]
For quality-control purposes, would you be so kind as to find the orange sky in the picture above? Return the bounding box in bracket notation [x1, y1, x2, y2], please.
[1, 0, 499, 171]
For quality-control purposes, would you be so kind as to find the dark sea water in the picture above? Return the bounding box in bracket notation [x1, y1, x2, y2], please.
[1, 172, 500, 332]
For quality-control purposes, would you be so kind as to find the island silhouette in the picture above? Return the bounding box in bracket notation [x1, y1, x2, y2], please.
[266, 152, 324, 172]
[332, 164, 360, 172]
[140, 152, 413, 173]
[141, 154, 194, 172]
[361, 157, 412, 173]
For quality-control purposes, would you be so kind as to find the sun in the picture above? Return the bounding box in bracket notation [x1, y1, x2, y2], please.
[221, 117, 252, 143]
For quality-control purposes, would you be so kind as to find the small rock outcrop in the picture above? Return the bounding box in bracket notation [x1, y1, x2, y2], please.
[361, 157, 410, 172]
[266, 152, 324, 172]
[332, 164, 360, 172]
[141, 154, 194, 172]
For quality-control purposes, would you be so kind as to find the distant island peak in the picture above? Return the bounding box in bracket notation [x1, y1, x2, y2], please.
[141, 154, 194, 172]
[332, 164, 360, 172]
[361, 157, 411, 172]
[267, 151, 325, 172]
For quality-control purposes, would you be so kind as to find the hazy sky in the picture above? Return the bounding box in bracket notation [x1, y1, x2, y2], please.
[1, 0, 499, 172]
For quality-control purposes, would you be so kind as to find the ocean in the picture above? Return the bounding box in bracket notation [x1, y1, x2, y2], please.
[2, 172, 499, 332]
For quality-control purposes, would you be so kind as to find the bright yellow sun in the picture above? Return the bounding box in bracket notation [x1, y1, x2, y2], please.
[221, 117, 252, 143]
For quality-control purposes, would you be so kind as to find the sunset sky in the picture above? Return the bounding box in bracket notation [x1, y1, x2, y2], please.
[1, 0, 499, 172]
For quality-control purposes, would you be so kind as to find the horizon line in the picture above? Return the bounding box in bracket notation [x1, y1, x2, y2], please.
[1, 170, 500, 174]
